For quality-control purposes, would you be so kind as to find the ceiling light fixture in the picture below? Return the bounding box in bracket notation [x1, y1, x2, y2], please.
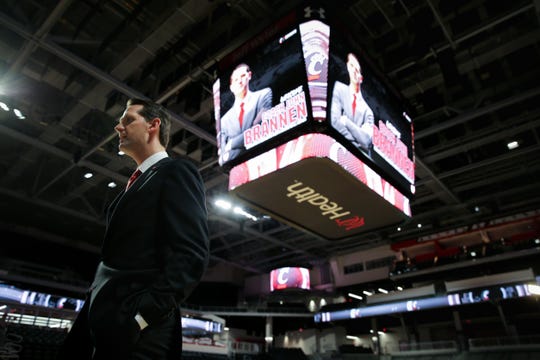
[528, 284, 540, 295]
[83, 172, 93, 179]
[107, 182, 117, 188]
[215, 199, 232, 210]
[13, 108, 25, 119]
[507, 141, 519, 150]
[233, 206, 258, 221]
[215, 199, 258, 221]
[347, 292, 363, 300]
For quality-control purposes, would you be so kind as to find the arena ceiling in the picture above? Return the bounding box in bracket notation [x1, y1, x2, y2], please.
[0, 0, 539, 293]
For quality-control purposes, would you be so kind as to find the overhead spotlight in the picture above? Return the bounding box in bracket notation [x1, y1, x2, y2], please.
[417, 223, 422, 228]
[507, 141, 519, 150]
[107, 182, 117, 188]
[13, 108, 25, 119]
[215, 199, 258, 220]
[347, 292, 363, 300]
[397, 227, 401, 231]
[118, 151, 125, 156]
[378, 288, 388, 294]
[83, 172, 93, 179]
[0, 102, 8, 111]
[397, 286, 403, 291]
[403, 112, 412, 122]
[474, 206, 480, 213]
[528, 284, 540, 295]
[233, 206, 243, 214]
[233, 206, 258, 221]
[215, 199, 232, 210]
[362, 290, 373, 296]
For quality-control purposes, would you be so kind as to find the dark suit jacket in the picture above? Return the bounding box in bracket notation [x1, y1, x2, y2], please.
[331, 81, 374, 152]
[59, 156, 209, 359]
[220, 87, 273, 162]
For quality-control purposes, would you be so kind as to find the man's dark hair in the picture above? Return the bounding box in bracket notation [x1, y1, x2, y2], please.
[233, 63, 251, 73]
[347, 52, 362, 73]
[127, 98, 171, 147]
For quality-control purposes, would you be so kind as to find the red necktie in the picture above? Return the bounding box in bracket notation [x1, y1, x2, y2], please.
[126, 169, 142, 190]
[352, 93, 357, 118]
[238, 102, 245, 128]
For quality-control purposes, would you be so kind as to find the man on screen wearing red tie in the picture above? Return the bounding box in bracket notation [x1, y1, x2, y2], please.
[59, 98, 209, 359]
[219, 63, 273, 163]
[331, 52, 374, 154]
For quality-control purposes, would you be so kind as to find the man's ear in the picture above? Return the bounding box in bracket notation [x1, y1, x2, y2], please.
[148, 118, 161, 138]
[148, 118, 161, 131]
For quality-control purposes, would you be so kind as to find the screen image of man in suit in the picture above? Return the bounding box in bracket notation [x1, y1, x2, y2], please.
[331, 52, 375, 154]
[58, 98, 209, 360]
[219, 63, 273, 163]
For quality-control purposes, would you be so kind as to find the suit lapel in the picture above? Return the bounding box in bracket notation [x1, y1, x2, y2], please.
[129, 165, 159, 193]
[106, 158, 171, 226]
[106, 191, 124, 224]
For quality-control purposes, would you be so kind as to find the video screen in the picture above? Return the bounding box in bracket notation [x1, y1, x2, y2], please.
[215, 5, 415, 198]
[270, 266, 310, 291]
[214, 13, 310, 168]
[327, 23, 415, 197]
[182, 317, 223, 333]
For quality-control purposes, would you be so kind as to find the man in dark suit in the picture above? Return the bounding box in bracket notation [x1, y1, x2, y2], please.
[331, 52, 374, 154]
[219, 63, 272, 164]
[59, 98, 209, 359]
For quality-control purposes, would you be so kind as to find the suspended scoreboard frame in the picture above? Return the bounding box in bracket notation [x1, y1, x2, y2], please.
[213, 4, 415, 240]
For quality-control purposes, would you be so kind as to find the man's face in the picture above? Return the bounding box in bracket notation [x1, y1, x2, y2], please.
[347, 55, 362, 87]
[229, 66, 251, 97]
[115, 104, 150, 156]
